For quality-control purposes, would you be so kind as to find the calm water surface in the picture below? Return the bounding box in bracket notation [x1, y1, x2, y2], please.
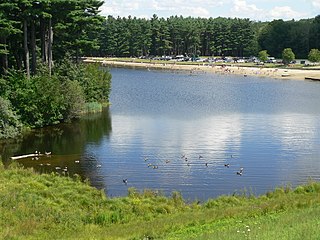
[1, 68, 320, 200]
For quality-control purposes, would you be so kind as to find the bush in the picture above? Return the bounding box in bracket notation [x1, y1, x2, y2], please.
[32, 73, 65, 126]
[308, 49, 320, 63]
[0, 59, 111, 136]
[61, 80, 86, 120]
[2, 69, 66, 127]
[282, 48, 295, 64]
[81, 64, 112, 103]
[258, 50, 269, 62]
[55, 59, 111, 103]
[0, 96, 22, 139]
[85, 101, 102, 113]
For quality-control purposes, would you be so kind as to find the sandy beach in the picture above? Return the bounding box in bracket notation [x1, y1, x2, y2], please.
[84, 58, 320, 81]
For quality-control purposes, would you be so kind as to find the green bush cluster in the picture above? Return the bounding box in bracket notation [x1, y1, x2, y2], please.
[0, 96, 22, 139]
[0, 61, 111, 139]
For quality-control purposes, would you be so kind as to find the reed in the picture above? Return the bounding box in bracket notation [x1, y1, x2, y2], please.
[84, 101, 103, 113]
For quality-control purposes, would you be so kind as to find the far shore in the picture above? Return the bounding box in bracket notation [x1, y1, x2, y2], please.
[84, 57, 320, 81]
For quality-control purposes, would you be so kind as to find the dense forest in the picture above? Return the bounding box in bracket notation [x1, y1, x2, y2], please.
[0, 0, 106, 73]
[1, 0, 320, 70]
[1, 1, 319, 71]
[98, 15, 320, 59]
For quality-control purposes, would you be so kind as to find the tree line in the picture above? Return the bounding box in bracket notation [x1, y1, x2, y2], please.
[1, 1, 320, 72]
[99, 15, 257, 58]
[258, 17, 320, 59]
[0, 0, 105, 75]
[98, 15, 320, 59]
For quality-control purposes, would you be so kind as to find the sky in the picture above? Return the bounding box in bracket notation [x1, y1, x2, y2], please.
[100, 0, 320, 21]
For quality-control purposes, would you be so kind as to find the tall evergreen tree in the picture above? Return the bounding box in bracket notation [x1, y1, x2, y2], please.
[309, 15, 320, 50]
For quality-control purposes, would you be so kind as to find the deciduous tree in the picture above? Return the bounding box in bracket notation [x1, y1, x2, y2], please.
[308, 49, 320, 63]
[282, 48, 295, 64]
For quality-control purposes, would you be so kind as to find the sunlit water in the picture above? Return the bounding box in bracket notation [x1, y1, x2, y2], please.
[1, 68, 320, 201]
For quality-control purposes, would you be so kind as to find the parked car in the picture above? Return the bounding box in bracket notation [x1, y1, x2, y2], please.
[266, 57, 276, 63]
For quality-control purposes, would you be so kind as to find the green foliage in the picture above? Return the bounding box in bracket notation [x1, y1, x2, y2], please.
[53, 0, 105, 61]
[0, 0, 105, 73]
[282, 48, 295, 64]
[54, 59, 111, 103]
[308, 48, 320, 63]
[0, 60, 111, 135]
[258, 50, 269, 62]
[101, 15, 256, 57]
[85, 102, 102, 113]
[99, 15, 318, 58]
[0, 96, 22, 139]
[258, 19, 312, 58]
[2, 68, 65, 127]
[2, 69, 39, 126]
[309, 15, 320, 50]
[80, 64, 112, 103]
[62, 79, 86, 120]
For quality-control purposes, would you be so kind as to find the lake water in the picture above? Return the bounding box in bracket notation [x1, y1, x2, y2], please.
[1, 67, 320, 201]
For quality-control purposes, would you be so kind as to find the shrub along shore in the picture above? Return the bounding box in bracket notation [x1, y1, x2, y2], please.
[0, 60, 111, 140]
[1, 161, 320, 239]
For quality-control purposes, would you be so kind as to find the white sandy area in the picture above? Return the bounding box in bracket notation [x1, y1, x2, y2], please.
[84, 58, 320, 81]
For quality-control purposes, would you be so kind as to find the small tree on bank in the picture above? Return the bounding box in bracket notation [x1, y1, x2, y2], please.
[282, 48, 295, 65]
[308, 49, 320, 63]
[258, 50, 269, 62]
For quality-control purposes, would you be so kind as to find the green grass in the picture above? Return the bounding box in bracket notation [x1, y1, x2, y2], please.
[1, 161, 320, 239]
[84, 101, 103, 113]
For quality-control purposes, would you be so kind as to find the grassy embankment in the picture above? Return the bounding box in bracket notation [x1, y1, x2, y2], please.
[1, 161, 320, 239]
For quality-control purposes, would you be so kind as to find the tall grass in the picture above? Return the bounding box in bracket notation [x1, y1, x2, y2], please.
[1, 162, 320, 239]
[84, 101, 103, 113]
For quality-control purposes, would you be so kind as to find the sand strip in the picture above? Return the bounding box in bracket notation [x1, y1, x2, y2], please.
[84, 58, 320, 81]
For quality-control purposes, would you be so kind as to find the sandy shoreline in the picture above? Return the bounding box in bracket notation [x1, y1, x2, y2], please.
[84, 58, 320, 81]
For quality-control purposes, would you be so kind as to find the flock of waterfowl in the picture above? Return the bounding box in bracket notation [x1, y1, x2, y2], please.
[27, 150, 245, 185]
[122, 153, 245, 185]
[28, 151, 81, 175]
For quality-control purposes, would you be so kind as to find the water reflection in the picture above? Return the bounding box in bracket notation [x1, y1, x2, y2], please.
[269, 114, 320, 184]
[0, 108, 112, 190]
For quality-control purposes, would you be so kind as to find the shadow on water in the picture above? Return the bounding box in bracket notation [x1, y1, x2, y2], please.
[0, 107, 112, 189]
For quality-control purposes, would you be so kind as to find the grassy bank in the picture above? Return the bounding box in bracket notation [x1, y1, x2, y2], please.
[1, 162, 320, 239]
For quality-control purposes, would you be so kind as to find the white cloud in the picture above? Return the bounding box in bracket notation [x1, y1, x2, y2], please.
[100, 0, 225, 18]
[110, 114, 243, 173]
[99, 0, 312, 20]
[99, 0, 143, 17]
[231, 0, 263, 19]
[312, 0, 320, 8]
[232, 0, 261, 12]
[148, 0, 223, 17]
[269, 6, 306, 20]
[191, 7, 210, 17]
[231, 1, 308, 20]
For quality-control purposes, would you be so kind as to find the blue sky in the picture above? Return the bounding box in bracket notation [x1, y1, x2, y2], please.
[100, 0, 320, 21]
